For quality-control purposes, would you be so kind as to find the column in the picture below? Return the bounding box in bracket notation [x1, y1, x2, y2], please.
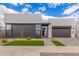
[71, 26, 75, 38]
[48, 24, 52, 38]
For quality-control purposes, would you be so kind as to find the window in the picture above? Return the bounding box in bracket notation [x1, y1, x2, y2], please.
[6, 24, 11, 30]
[35, 25, 41, 37]
[35, 25, 41, 30]
[6, 24, 12, 37]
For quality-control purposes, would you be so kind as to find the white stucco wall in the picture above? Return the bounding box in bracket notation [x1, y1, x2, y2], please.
[48, 18, 76, 38]
[4, 14, 42, 23]
[4, 14, 76, 38]
[75, 21, 79, 38]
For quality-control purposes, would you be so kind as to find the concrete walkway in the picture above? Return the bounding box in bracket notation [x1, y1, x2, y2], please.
[58, 38, 79, 46]
[43, 38, 54, 46]
[43, 38, 79, 46]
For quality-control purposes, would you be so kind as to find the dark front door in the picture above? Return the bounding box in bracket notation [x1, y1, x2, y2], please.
[41, 28, 45, 37]
[41, 26, 48, 37]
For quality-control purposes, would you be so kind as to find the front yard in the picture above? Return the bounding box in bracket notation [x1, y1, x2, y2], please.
[0, 38, 66, 46]
[3, 40, 44, 46]
[52, 38, 65, 46]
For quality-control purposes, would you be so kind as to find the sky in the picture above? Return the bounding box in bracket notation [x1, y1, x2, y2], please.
[0, 3, 79, 27]
[0, 3, 79, 18]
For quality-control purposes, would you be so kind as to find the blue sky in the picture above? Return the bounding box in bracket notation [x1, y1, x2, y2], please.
[0, 3, 79, 27]
[0, 3, 79, 19]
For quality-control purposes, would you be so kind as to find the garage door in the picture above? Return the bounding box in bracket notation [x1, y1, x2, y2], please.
[52, 26, 71, 37]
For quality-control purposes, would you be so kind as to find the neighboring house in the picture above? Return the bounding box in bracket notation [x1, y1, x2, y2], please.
[0, 26, 5, 38]
[4, 14, 76, 38]
[75, 21, 79, 38]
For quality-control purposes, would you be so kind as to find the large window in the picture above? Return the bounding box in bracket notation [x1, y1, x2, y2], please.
[6, 24, 11, 30]
[6, 24, 12, 37]
[35, 25, 41, 37]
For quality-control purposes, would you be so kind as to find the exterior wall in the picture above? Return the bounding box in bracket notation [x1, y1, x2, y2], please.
[4, 14, 76, 38]
[48, 24, 52, 38]
[0, 27, 5, 38]
[6, 24, 42, 38]
[49, 18, 75, 26]
[75, 22, 79, 38]
[0, 30, 5, 38]
[4, 14, 42, 23]
[48, 18, 76, 38]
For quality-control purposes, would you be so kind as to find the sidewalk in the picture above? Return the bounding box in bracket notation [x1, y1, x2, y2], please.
[43, 38, 54, 46]
[0, 46, 79, 56]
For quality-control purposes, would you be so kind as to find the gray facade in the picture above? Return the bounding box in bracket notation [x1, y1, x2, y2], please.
[6, 24, 42, 38]
[4, 14, 76, 38]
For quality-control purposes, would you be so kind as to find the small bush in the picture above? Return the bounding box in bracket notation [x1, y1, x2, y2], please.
[0, 36, 5, 39]
[2, 36, 6, 38]
[27, 37, 32, 40]
[2, 40, 7, 43]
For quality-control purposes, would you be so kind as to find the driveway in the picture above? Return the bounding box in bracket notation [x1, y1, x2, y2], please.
[56, 38, 79, 46]
[43, 38, 79, 46]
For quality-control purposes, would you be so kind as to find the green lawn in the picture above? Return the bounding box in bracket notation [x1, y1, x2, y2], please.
[3, 40, 44, 46]
[52, 40, 65, 46]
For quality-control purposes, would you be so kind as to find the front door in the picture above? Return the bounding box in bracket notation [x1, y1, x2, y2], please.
[41, 26, 48, 38]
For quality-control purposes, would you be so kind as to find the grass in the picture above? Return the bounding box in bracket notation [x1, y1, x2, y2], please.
[3, 40, 44, 46]
[52, 40, 65, 46]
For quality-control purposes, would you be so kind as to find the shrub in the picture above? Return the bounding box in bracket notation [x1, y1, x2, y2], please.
[27, 37, 32, 40]
[2, 36, 6, 38]
[0, 36, 5, 39]
[2, 40, 7, 43]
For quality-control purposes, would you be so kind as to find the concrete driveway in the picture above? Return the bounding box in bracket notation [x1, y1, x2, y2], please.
[55, 38, 79, 46]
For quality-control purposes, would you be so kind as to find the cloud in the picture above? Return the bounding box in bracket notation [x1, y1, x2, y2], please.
[19, 3, 25, 5]
[11, 3, 19, 6]
[7, 9, 19, 14]
[62, 10, 79, 21]
[34, 11, 56, 20]
[63, 4, 79, 14]
[21, 7, 33, 14]
[67, 11, 79, 19]
[42, 14, 56, 20]
[25, 4, 32, 8]
[21, 8, 28, 14]
[0, 14, 4, 18]
[21, 4, 32, 14]
[39, 6, 46, 12]
[0, 5, 19, 27]
[34, 11, 42, 14]
[0, 5, 19, 14]
[11, 3, 24, 6]
[63, 4, 79, 21]
[48, 3, 61, 8]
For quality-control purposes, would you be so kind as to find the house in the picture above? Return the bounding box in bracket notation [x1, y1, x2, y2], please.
[75, 21, 79, 38]
[4, 14, 76, 38]
[0, 26, 5, 38]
